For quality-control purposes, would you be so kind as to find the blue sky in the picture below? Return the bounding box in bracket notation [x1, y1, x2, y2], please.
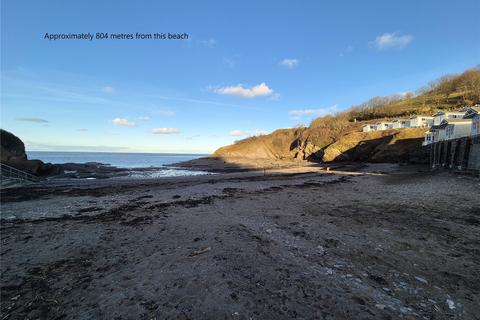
[1, 0, 479, 153]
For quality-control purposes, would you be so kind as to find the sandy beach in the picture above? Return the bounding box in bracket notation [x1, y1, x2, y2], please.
[1, 164, 479, 319]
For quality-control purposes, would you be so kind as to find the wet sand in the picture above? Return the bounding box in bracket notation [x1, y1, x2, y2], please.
[1, 164, 479, 319]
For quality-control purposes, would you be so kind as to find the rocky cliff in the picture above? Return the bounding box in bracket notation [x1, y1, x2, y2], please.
[1, 129, 27, 162]
[214, 126, 427, 165]
[1, 129, 61, 176]
[214, 128, 306, 160]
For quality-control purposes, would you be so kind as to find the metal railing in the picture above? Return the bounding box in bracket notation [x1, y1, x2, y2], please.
[0, 163, 43, 184]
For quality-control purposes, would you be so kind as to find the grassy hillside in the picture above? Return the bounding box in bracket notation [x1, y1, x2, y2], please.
[214, 67, 480, 164]
[346, 67, 480, 121]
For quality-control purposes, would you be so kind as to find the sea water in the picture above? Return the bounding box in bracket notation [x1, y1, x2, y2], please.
[27, 151, 210, 178]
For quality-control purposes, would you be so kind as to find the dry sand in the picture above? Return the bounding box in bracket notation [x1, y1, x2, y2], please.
[1, 164, 479, 319]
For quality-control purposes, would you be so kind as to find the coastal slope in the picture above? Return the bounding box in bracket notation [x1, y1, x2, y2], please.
[208, 68, 479, 168]
[213, 127, 427, 165]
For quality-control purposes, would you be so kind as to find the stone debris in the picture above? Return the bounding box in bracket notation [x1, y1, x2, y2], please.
[414, 276, 428, 284]
[316, 245, 325, 255]
[191, 247, 211, 256]
[446, 298, 456, 310]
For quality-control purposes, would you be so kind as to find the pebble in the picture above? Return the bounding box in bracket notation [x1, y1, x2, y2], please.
[446, 298, 455, 310]
[414, 276, 428, 284]
[265, 229, 272, 234]
[375, 304, 386, 310]
[400, 306, 412, 313]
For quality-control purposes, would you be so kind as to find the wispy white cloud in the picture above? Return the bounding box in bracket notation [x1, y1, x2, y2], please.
[213, 82, 273, 98]
[152, 128, 179, 134]
[339, 45, 354, 57]
[370, 32, 413, 50]
[5, 72, 254, 110]
[229, 129, 268, 137]
[268, 93, 281, 101]
[25, 141, 129, 152]
[102, 86, 115, 94]
[288, 105, 338, 117]
[223, 57, 237, 68]
[154, 110, 176, 116]
[15, 117, 49, 123]
[201, 39, 216, 47]
[137, 116, 150, 121]
[279, 58, 299, 69]
[112, 118, 136, 127]
[77, 128, 88, 132]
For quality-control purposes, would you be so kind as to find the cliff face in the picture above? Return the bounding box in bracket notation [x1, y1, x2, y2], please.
[214, 128, 307, 160]
[0, 129, 28, 162]
[214, 127, 428, 164]
[321, 128, 427, 163]
[0, 129, 63, 176]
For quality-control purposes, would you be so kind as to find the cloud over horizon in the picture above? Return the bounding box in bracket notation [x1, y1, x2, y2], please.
[112, 118, 136, 127]
[152, 127, 180, 134]
[279, 58, 299, 69]
[370, 32, 413, 50]
[15, 117, 49, 123]
[214, 82, 273, 98]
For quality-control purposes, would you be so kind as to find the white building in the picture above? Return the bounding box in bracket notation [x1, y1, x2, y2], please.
[432, 111, 466, 126]
[391, 119, 411, 129]
[375, 122, 394, 131]
[362, 124, 377, 132]
[423, 130, 435, 146]
[425, 123, 447, 144]
[409, 115, 434, 128]
[444, 119, 473, 140]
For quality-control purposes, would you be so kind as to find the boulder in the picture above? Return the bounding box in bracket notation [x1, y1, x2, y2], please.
[1, 129, 27, 162]
[0, 129, 61, 176]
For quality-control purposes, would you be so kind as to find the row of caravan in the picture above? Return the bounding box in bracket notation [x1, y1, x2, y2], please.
[360, 106, 480, 146]
[423, 106, 479, 145]
[362, 116, 433, 132]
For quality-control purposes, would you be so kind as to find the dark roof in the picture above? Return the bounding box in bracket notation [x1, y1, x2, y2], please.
[463, 106, 480, 118]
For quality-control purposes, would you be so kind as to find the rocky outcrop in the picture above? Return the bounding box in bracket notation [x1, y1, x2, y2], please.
[213, 126, 428, 164]
[0, 129, 150, 178]
[214, 128, 306, 160]
[1, 129, 56, 176]
[321, 128, 427, 163]
[1, 129, 27, 162]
